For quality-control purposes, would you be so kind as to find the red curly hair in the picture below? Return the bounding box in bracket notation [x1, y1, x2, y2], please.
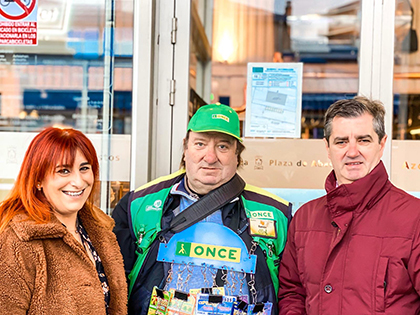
[0, 127, 104, 233]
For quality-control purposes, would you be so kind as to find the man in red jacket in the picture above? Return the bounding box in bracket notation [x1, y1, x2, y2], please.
[278, 96, 420, 314]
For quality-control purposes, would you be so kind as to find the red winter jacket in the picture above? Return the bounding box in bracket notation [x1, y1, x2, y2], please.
[278, 161, 420, 315]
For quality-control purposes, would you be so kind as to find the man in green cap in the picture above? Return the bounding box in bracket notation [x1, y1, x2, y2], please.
[113, 104, 291, 315]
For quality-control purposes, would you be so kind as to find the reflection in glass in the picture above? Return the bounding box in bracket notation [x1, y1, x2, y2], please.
[209, 0, 360, 139]
[0, 0, 134, 211]
[0, 0, 133, 135]
[394, 0, 420, 140]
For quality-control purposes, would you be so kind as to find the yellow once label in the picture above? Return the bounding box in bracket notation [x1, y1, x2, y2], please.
[249, 211, 274, 219]
[176, 241, 241, 263]
[212, 114, 229, 122]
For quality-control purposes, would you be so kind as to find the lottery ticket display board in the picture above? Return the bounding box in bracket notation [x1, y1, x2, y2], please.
[0, 0, 38, 45]
[150, 222, 273, 315]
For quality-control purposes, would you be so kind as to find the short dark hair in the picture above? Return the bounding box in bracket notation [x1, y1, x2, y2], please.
[179, 131, 245, 169]
[324, 96, 386, 144]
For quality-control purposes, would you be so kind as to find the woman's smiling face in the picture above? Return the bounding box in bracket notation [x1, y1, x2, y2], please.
[40, 149, 94, 218]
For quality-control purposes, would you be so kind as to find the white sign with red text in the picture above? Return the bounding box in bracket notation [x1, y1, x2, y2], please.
[0, 0, 38, 46]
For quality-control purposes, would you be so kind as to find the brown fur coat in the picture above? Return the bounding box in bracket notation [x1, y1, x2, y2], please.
[0, 207, 127, 314]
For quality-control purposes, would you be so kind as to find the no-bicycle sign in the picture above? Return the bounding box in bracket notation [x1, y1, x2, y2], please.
[0, 0, 38, 46]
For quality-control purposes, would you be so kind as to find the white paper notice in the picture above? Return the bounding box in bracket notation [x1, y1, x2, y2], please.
[245, 62, 303, 138]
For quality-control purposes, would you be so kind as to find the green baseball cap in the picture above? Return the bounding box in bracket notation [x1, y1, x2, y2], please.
[187, 104, 242, 142]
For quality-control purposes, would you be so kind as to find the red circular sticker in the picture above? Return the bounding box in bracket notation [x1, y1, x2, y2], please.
[0, 0, 36, 21]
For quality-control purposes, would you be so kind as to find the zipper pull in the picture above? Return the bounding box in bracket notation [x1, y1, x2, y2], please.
[267, 241, 274, 257]
[137, 225, 145, 245]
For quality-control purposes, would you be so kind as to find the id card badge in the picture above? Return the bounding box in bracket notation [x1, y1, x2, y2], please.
[167, 290, 196, 315]
[248, 219, 277, 239]
[196, 294, 237, 315]
[189, 287, 225, 304]
[247, 302, 272, 315]
[148, 287, 172, 315]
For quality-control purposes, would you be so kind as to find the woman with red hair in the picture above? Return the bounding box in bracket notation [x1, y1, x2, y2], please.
[0, 127, 127, 314]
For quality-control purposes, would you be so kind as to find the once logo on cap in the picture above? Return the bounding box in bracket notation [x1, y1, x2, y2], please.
[212, 114, 229, 122]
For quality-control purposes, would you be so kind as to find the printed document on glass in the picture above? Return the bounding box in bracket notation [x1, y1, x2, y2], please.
[245, 63, 303, 138]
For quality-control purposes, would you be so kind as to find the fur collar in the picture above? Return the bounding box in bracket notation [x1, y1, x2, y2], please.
[10, 207, 114, 242]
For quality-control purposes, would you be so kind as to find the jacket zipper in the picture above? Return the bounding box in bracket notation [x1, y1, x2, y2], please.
[333, 227, 342, 244]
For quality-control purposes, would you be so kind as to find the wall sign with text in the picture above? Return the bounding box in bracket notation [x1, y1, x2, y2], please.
[0, 0, 38, 46]
[245, 62, 303, 138]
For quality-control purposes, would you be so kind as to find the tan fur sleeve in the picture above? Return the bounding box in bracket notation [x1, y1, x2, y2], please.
[0, 228, 35, 313]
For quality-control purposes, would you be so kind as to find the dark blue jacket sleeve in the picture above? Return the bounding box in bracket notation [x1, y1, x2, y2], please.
[112, 192, 137, 278]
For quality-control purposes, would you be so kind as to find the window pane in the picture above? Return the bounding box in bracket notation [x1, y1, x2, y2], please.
[0, 0, 134, 212]
[391, 0, 420, 197]
[210, 0, 360, 139]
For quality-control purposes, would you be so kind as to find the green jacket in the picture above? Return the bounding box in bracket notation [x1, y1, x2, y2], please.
[112, 170, 291, 314]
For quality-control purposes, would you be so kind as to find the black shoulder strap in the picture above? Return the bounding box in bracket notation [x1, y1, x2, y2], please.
[169, 174, 246, 233]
